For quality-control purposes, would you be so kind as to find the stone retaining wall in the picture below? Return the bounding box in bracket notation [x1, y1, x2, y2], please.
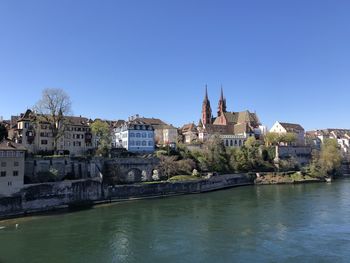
[0, 174, 251, 219]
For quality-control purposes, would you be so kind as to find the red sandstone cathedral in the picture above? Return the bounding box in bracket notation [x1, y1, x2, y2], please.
[183, 87, 262, 143]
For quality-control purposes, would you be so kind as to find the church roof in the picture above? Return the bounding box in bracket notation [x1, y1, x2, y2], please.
[213, 111, 260, 126]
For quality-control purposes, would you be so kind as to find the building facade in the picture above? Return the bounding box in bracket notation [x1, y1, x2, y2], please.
[307, 129, 350, 159]
[270, 121, 305, 146]
[130, 116, 178, 146]
[113, 120, 155, 153]
[0, 140, 26, 196]
[9, 109, 95, 155]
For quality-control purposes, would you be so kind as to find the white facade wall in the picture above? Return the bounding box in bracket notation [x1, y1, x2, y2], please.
[0, 150, 25, 196]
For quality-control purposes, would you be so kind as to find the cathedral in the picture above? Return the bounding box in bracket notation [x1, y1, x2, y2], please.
[197, 86, 262, 143]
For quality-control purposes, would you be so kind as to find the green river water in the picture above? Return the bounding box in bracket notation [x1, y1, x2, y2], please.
[1, 180, 350, 263]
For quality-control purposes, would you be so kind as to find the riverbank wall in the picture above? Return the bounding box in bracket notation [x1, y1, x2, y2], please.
[0, 174, 252, 219]
[106, 174, 251, 200]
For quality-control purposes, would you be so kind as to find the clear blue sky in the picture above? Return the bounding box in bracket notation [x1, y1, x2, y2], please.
[0, 0, 349, 130]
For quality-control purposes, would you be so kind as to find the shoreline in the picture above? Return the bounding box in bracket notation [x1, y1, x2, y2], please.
[0, 181, 253, 222]
[1, 173, 345, 222]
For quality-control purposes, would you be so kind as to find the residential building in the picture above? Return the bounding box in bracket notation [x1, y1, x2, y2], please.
[181, 123, 198, 144]
[270, 121, 305, 146]
[307, 129, 350, 159]
[0, 140, 26, 196]
[9, 109, 95, 155]
[113, 120, 155, 153]
[130, 115, 178, 146]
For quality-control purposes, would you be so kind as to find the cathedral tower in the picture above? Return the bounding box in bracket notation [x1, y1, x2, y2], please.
[217, 86, 227, 116]
[201, 85, 212, 125]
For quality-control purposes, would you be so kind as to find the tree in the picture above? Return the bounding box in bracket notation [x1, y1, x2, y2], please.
[200, 135, 229, 173]
[0, 123, 8, 141]
[264, 132, 297, 146]
[279, 133, 297, 145]
[264, 132, 279, 146]
[91, 120, 112, 157]
[34, 88, 72, 153]
[319, 139, 342, 176]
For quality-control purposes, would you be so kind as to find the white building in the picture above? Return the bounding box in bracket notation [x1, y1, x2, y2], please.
[113, 120, 155, 153]
[270, 121, 305, 146]
[308, 129, 350, 159]
[0, 140, 26, 196]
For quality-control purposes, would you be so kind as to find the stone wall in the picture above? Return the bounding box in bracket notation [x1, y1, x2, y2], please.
[0, 178, 102, 218]
[106, 174, 251, 200]
[278, 146, 312, 166]
[104, 157, 159, 183]
[24, 157, 103, 180]
[0, 174, 251, 219]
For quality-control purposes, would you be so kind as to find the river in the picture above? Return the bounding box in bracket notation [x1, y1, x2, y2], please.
[1, 180, 350, 263]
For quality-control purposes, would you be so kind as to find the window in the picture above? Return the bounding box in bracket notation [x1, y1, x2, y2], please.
[14, 162, 19, 167]
[41, 140, 48, 145]
[148, 141, 153, 146]
[130, 140, 135, 146]
[148, 133, 153, 138]
[142, 133, 146, 138]
[225, 140, 229, 147]
[1, 162, 6, 167]
[136, 133, 141, 138]
[230, 140, 233, 147]
[136, 141, 141, 146]
[1, 171, 6, 177]
[142, 141, 146, 146]
[8, 181, 12, 186]
[13, 171, 19, 176]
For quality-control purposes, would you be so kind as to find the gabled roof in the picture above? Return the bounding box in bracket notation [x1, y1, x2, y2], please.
[134, 117, 167, 126]
[279, 122, 305, 133]
[181, 123, 197, 133]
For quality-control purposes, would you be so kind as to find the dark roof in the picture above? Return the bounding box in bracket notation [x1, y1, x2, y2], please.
[65, 116, 90, 126]
[115, 120, 154, 132]
[134, 117, 167, 126]
[279, 122, 305, 133]
[181, 123, 197, 133]
[0, 139, 26, 151]
[213, 110, 261, 126]
[309, 129, 350, 138]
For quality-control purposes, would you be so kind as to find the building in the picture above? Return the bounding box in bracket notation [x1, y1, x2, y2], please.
[270, 121, 305, 146]
[194, 87, 262, 146]
[0, 140, 26, 196]
[307, 129, 350, 159]
[9, 109, 95, 156]
[181, 123, 198, 144]
[113, 120, 155, 153]
[130, 115, 178, 146]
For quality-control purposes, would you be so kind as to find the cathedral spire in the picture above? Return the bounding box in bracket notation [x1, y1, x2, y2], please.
[201, 85, 212, 125]
[217, 86, 227, 116]
[204, 84, 209, 102]
[220, 85, 224, 101]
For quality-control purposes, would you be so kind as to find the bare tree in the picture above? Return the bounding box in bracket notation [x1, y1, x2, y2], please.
[34, 88, 72, 153]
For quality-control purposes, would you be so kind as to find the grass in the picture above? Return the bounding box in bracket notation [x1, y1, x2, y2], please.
[168, 175, 201, 182]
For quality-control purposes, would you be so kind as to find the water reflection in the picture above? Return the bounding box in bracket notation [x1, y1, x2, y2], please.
[1, 181, 350, 262]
